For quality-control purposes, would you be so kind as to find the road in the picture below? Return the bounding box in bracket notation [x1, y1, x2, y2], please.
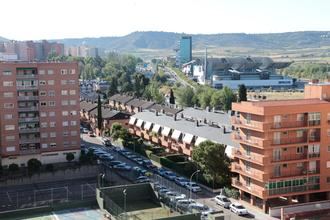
[82, 134, 278, 220]
[164, 66, 195, 90]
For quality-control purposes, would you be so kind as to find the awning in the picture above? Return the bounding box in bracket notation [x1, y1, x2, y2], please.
[195, 137, 207, 146]
[136, 119, 144, 128]
[171, 130, 182, 141]
[128, 117, 136, 125]
[162, 126, 171, 136]
[183, 133, 194, 144]
[144, 121, 152, 131]
[152, 124, 161, 133]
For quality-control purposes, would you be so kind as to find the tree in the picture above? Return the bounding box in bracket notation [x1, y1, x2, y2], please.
[177, 87, 196, 107]
[27, 159, 42, 173]
[8, 163, 19, 173]
[192, 141, 231, 188]
[66, 153, 75, 162]
[169, 89, 175, 104]
[210, 90, 222, 109]
[45, 164, 54, 172]
[97, 94, 103, 131]
[238, 84, 247, 102]
[220, 87, 236, 111]
[111, 123, 129, 141]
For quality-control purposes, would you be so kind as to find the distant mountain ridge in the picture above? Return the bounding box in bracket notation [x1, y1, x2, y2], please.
[1, 31, 330, 51]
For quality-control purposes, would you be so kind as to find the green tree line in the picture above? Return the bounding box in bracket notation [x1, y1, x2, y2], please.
[281, 63, 330, 80]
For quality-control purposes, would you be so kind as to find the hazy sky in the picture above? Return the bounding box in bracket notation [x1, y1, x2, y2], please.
[1, 0, 329, 40]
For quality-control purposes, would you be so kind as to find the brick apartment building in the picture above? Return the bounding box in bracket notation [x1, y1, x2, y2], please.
[0, 62, 80, 167]
[231, 82, 330, 212]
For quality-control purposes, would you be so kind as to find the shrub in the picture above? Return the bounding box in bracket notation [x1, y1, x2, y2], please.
[27, 159, 42, 173]
[45, 164, 54, 172]
[8, 163, 19, 173]
[66, 153, 75, 162]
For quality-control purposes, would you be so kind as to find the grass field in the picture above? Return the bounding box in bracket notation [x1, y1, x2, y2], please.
[248, 91, 305, 100]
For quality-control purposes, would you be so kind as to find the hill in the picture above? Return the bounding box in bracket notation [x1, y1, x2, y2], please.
[53, 31, 330, 51]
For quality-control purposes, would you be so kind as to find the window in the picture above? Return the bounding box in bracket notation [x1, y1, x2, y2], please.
[246, 177, 251, 187]
[5, 136, 15, 141]
[41, 122, 48, 128]
[69, 90, 76, 95]
[39, 80, 46, 85]
[40, 112, 47, 117]
[327, 177, 330, 183]
[48, 91, 55, 96]
[328, 129, 330, 137]
[71, 141, 77, 146]
[2, 71, 12, 75]
[39, 91, 46, 96]
[297, 146, 304, 154]
[327, 162, 330, 168]
[4, 114, 13, 119]
[68, 80, 75, 85]
[41, 143, 48, 148]
[70, 111, 77, 116]
[5, 125, 15, 130]
[48, 80, 54, 85]
[63, 141, 70, 147]
[6, 146, 15, 152]
[47, 70, 54, 75]
[61, 90, 68, 95]
[245, 161, 251, 171]
[70, 121, 77, 126]
[50, 132, 56, 138]
[61, 100, 68, 106]
[246, 113, 251, 124]
[48, 101, 55, 107]
[3, 81, 13, 87]
[70, 131, 77, 136]
[297, 113, 304, 121]
[69, 100, 76, 105]
[50, 143, 57, 148]
[283, 164, 288, 168]
[328, 146, 330, 152]
[49, 112, 55, 117]
[4, 103, 14, 108]
[62, 111, 69, 116]
[63, 131, 69, 136]
[50, 122, 56, 127]
[297, 162, 303, 168]
[69, 69, 75, 74]
[61, 69, 67, 75]
[297, 130, 304, 138]
[61, 80, 67, 85]
[40, 102, 47, 106]
[41, 133, 48, 138]
[62, 121, 69, 127]
[4, 92, 14, 98]
[39, 70, 45, 75]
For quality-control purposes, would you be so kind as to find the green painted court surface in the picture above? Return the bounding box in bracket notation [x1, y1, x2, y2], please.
[24, 208, 104, 220]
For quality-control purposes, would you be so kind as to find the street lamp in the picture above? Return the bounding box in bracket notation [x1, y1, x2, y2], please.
[189, 170, 200, 201]
[98, 173, 105, 188]
[123, 189, 127, 220]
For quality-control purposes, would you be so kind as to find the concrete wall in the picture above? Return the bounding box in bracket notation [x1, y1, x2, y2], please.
[0, 165, 98, 187]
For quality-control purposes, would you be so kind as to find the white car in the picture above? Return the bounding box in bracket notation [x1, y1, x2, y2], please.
[185, 182, 202, 193]
[214, 195, 231, 208]
[188, 203, 213, 218]
[229, 203, 248, 216]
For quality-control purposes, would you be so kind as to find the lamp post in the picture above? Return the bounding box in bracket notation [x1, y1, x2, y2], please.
[98, 173, 105, 188]
[189, 170, 200, 201]
[123, 189, 127, 220]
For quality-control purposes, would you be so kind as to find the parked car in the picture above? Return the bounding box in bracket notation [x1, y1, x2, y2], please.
[99, 154, 114, 160]
[109, 160, 124, 166]
[229, 203, 248, 216]
[101, 138, 112, 146]
[176, 199, 196, 211]
[185, 182, 202, 193]
[113, 163, 132, 171]
[163, 171, 176, 180]
[82, 128, 89, 134]
[175, 177, 189, 187]
[188, 203, 213, 217]
[214, 195, 231, 208]
[135, 176, 150, 183]
[157, 168, 168, 176]
[89, 133, 96, 137]
[133, 157, 144, 165]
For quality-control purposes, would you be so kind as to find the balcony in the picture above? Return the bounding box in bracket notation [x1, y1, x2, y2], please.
[19, 128, 40, 133]
[271, 153, 308, 163]
[18, 106, 39, 112]
[20, 148, 41, 155]
[232, 178, 265, 198]
[17, 96, 39, 101]
[267, 184, 320, 196]
[272, 137, 307, 146]
[270, 168, 320, 179]
[16, 85, 38, 90]
[18, 117, 39, 123]
[308, 120, 321, 126]
[233, 134, 268, 148]
[231, 163, 266, 181]
[233, 149, 267, 165]
[231, 117, 265, 131]
[16, 74, 37, 79]
[271, 120, 307, 129]
[19, 138, 40, 144]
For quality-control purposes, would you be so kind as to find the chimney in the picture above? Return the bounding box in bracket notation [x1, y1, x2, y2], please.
[174, 114, 177, 121]
[194, 104, 197, 109]
[161, 109, 165, 114]
[223, 126, 226, 134]
[196, 120, 199, 127]
[181, 112, 184, 118]
[155, 111, 158, 116]
[206, 106, 210, 112]
[212, 107, 215, 112]
[203, 118, 207, 124]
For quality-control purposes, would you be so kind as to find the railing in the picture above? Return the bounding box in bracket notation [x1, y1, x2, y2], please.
[233, 149, 266, 164]
[19, 128, 40, 133]
[270, 168, 320, 179]
[16, 85, 38, 90]
[232, 178, 265, 198]
[271, 153, 307, 162]
[267, 184, 320, 196]
[18, 106, 39, 112]
[231, 163, 266, 181]
[233, 134, 267, 148]
[16, 74, 37, 79]
[20, 148, 41, 155]
[308, 153, 320, 158]
[18, 117, 39, 123]
[17, 96, 39, 101]
[231, 117, 265, 130]
[19, 138, 40, 144]
[308, 120, 321, 126]
[272, 137, 307, 145]
[271, 120, 307, 129]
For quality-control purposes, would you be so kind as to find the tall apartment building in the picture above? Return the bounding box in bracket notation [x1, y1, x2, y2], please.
[231, 82, 330, 212]
[175, 36, 192, 67]
[0, 62, 80, 167]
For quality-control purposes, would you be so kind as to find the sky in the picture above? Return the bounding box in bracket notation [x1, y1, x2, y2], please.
[1, 0, 329, 40]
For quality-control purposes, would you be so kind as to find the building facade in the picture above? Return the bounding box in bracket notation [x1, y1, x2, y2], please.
[0, 62, 80, 166]
[231, 83, 330, 212]
[176, 36, 192, 67]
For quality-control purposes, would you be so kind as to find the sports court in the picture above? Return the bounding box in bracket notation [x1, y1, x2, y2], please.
[24, 207, 105, 220]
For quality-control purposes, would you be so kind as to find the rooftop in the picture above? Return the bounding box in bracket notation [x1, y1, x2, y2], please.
[181, 107, 231, 126]
[90, 107, 122, 119]
[80, 101, 97, 112]
[246, 98, 329, 107]
[109, 94, 134, 104]
[126, 98, 154, 109]
[148, 104, 182, 116]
